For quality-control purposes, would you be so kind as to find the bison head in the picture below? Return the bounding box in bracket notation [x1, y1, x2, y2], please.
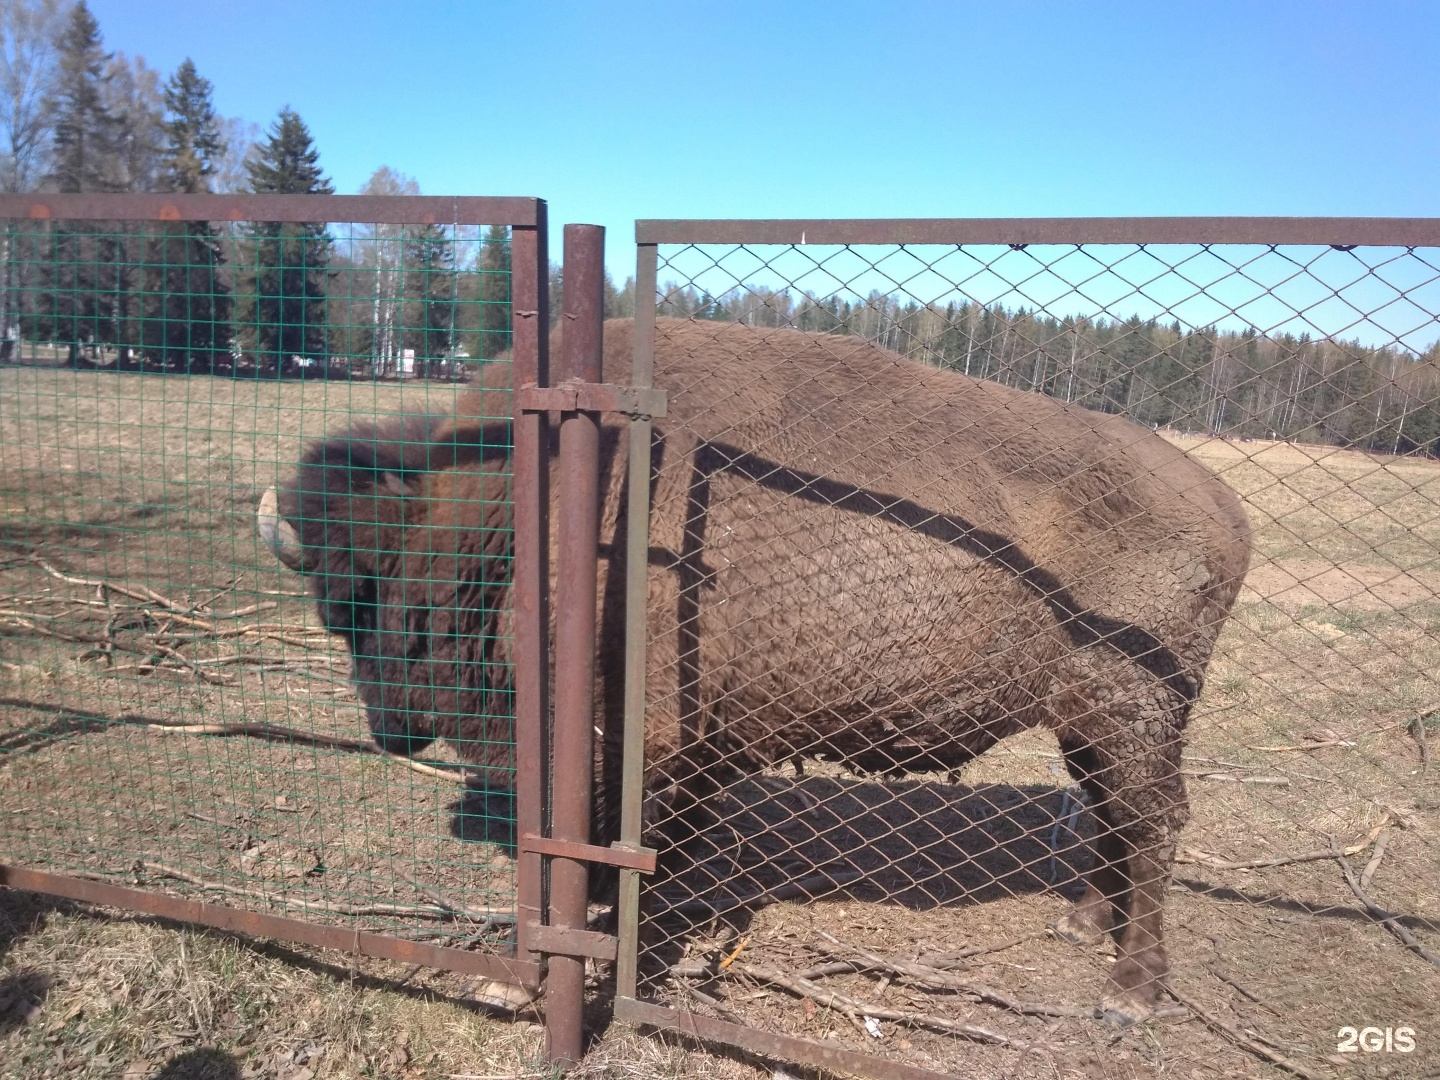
[260, 416, 516, 771]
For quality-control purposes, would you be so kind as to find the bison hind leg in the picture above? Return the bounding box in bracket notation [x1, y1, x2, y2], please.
[1055, 710, 1189, 1027]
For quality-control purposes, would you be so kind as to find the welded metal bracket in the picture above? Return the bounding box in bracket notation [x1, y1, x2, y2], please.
[515, 379, 668, 419]
[526, 922, 618, 961]
[519, 832, 658, 874]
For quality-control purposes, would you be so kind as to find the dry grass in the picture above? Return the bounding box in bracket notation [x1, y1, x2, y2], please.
[2, 373, 1438, 1079]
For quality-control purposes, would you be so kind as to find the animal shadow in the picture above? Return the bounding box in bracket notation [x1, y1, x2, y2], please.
[447, 781, 517, 850]
[641, 772, 1095, 975]
[0, 697, 113, 758]
[152, 1048, 241, 1080]
[0, 969, 52, 1036]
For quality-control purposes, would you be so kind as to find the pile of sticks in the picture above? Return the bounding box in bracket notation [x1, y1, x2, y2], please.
[0, 554, 342, 686]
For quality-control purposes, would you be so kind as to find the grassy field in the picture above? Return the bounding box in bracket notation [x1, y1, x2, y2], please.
[1, 368, 1438, 1080]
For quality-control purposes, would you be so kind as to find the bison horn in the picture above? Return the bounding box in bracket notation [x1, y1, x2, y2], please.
[257, 486, 304, 571]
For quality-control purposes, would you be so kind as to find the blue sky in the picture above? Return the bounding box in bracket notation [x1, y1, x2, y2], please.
[92, 0, 1439, 278]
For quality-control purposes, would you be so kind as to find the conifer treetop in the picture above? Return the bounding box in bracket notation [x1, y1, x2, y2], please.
[245, 106, 332, 195]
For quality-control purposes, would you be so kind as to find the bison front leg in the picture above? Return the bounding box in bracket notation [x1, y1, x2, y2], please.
[1056, 711, 1188, 1027]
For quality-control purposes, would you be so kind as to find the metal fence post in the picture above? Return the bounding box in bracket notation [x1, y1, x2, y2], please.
[510, 205, 550, 972]
[545, 223, 606, 1068]
[614, 240, 657, 1002]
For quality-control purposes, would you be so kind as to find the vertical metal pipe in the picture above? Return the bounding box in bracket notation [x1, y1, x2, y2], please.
[545, 223, 605, 1068]
[615, 241, 657, 1001]
[509, 209, 550, 971]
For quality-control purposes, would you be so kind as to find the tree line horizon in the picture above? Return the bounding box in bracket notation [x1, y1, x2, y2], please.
[1, 1, 1437, 456]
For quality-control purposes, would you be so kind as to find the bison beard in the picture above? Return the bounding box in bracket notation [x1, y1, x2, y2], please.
[267, 317, 1251, 1026]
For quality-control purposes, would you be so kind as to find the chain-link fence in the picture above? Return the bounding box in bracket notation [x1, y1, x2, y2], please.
[0, 194, 543, 994]
[613, 221, 1440, 1079]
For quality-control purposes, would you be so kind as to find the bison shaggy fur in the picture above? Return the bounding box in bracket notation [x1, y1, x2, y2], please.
[275, 317, 1251, 1023]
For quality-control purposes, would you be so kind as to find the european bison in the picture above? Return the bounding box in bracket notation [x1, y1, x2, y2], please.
[261, 317, 1250, 1024]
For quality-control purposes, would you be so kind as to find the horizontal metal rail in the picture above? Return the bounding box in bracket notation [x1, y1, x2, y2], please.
[636, 217, 1440, 247]
[0, 865, 540, 989]
[0, 193, 542, 225]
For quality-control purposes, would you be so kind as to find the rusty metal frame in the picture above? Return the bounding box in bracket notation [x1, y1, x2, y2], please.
[0, 193, 549, 996]
[0, 192, 539, 226]
[636, 216, 1440, 247]
[0, 865, 540, 988]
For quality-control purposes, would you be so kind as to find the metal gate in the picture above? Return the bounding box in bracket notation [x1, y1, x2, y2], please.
[609, 219, 1440, 1080]
[0, 193, 549, 999]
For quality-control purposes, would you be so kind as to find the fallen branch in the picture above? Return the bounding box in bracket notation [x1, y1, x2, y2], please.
[1411, 708, 1434, 779]
[812, 931, 1095, 1019]
[397, 869, 514, 926]
[916, 934, 1034, 968]
[1177, 816, 1392, 871]
[651, 866, 864, 918]
[28, 555, 188, 613]
[728, 958, 1030, 1049]
[137, 861, 513, 921]
[129, 716, 473, 785]
[1168, 988, 1323, 1080]
[1359, 828, 1390, 891]
[153, 644, 232, 686]
[1202, 962, 1274, 1012]
[1331, 840, 1440, 970]
[1186, 772, 1289, 786]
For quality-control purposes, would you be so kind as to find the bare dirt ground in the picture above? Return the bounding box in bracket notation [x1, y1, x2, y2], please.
[1, 374, 1438, 1080]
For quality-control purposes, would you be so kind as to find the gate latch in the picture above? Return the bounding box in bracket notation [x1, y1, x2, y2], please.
[515, 380, 668, 419]
[519, 832, 658, 874]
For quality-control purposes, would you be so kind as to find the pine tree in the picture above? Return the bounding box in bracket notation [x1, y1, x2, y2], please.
[141, 58, 230, 372]
[401, 222, 456, 374]
[477, 224, 510, 359]
[235, 107, 333, 375]
[49, 0, 112, 193]
[40, 1, 114, 360]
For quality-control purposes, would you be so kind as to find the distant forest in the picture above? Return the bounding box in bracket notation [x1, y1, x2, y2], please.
[649, 282, 1440, 457]
[1, 2, 1437, 456]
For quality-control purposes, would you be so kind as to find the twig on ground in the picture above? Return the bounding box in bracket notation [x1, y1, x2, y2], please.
[1331, 839, 1440, 969]
[1177, 816, 1392, 871]
[397, 869, 512, 925]
[26, 707, 472, 785]
[728, 958, 1031, 1049]
[683, 982, 746, 1025]
[1186, 772, 1289, 786]
[1169, 988, 1324, 1080]
[152, 644, 232, 686]
[28, 555, 185, 611]
[651, 866, 864, 918]
[1410, 708, 1434, 779]
[129, 716, 474, 784]
[917, 934, 1034, 967]
[811, 931, 1096, 1019]
[1202, 962, 1275, 1012]
[134, 861, 515, 920]
[1359, 828, 1390, 891]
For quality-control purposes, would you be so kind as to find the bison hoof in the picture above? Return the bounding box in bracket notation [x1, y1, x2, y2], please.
[1100, 957, 1165, 1027]
[1053, 905, 1108, 947]
[1099, 990, 1154, 1028]
[469, 979, 539, 1014]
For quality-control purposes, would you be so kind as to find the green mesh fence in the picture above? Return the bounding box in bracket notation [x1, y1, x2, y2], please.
[0, 212, 519, 953]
